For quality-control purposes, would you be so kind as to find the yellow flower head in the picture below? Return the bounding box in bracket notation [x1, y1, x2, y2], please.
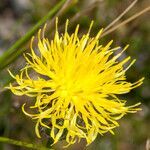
[8, 18, 144, 146]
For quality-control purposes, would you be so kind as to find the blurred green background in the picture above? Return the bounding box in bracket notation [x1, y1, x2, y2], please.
[0, 0, 149, 149]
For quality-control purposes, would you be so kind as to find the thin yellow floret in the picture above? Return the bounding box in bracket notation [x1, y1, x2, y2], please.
[8, 19, 144, 146]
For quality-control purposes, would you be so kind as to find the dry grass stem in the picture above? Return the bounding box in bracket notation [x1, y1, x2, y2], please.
[104, 0, 138, 31]
[102, 6, 150, 37]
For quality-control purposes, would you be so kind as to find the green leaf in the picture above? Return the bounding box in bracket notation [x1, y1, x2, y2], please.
[0, 136, 50, 150]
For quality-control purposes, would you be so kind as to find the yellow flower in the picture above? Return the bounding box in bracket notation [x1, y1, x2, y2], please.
[8, 19, 144, 146]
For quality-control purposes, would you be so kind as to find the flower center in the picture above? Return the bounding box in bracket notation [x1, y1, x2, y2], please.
[61, 88, 69, 97]
[59, 82, 73, 98]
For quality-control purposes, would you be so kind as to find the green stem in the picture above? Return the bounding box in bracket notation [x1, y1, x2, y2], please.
[0, 0, 66, 70]
[0, 136, 50, 150]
